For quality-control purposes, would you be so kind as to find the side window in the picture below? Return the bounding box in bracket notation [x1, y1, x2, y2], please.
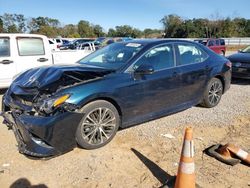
[177, 44, 208, 65]
[0, 38, 10, 57]
[133, 45, 175, 71]
[208, 40, 215, 47]
[220, 39, 225, 45]
[17, 37, 45, 56]
[216, 40, 220, 46]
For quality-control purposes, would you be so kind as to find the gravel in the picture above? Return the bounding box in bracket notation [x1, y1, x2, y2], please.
[119, 78, 250, 140]
[0, 78, 249, 188]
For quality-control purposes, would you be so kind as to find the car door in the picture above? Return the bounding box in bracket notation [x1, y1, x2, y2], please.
[175, 42, 209, 104]
[121, 44, 183, 121]
[15, 36, 52, 75]
[0, 36, 17, 88]
[208, 39, 217, 53]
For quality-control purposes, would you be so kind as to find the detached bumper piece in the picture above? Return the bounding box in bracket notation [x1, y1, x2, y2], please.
[1, 111, 83, 158]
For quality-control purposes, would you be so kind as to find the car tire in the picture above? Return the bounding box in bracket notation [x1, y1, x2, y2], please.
[76, 100, 120, 149]
[200, 78, 223, 108]
[220, 51, 225, 56]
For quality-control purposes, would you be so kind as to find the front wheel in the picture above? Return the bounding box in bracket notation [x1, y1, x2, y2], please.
[200, 78, 223, 108]
[76, 100, 120, 149]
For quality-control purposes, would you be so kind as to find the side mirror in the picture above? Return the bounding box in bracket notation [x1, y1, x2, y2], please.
[134, 64, 154, 75]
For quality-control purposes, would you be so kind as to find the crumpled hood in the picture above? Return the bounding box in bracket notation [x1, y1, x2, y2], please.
[10, 64, 113, 95]
[227, 52, 250, 63]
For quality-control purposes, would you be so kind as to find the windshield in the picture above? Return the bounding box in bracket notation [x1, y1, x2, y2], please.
[241, 46, 250, 53]
[195, 40, 207, 46]
[78, 42, 144, 70]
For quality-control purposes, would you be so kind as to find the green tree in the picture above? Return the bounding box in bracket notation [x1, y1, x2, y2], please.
[161, 14, 184, 38]
[93, 24, 105, 37]
[61, 24, 79, 38]
[0, 17, 4, 32]
[78, 20, 95, 37]
[108, 28, 116, 37]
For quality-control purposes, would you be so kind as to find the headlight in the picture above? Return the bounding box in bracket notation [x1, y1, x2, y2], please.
[38, 94, 70, 114]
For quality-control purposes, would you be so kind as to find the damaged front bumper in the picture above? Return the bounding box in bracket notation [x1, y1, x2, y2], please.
[1, 96, 83, 158]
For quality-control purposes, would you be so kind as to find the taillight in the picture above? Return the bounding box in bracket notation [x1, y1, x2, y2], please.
[226, 61, 232, 68]
[57, 45, 60, 49]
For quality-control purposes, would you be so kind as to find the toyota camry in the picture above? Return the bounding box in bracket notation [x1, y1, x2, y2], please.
[1, 40, 231, 157]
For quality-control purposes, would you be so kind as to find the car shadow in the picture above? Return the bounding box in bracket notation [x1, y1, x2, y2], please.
[10, 178, 48, 188]
[231, 78, 250, 85]
[131, 148, 176, 188]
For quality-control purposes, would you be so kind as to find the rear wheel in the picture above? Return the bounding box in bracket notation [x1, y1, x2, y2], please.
[220, 51, 225, 56]
[200, 78, 223, 108]
[76, 100, 120, 149]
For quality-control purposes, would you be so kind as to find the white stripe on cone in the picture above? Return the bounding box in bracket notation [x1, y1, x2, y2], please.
[182, 140, 194, 158]
[237, 149, 248, 160]
[180, 162, 195, 174]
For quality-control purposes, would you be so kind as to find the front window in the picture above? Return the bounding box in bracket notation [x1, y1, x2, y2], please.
[131, 44, 175, 72]
[79, 42, 144, 70]
[0, 37, 10, 57]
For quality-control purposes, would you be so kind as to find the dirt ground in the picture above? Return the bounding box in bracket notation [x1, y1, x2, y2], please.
[0, 80, 250, 188]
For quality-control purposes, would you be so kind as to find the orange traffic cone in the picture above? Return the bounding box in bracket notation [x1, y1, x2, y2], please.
[174, 127, 195, 188]
[227, 143, 250, 165]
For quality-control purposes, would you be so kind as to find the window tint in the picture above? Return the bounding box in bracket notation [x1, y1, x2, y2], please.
[177, 44, 208, 65]
[208, 40, 215, 46]
[133, 45, 175, 71]
[17, 38, 45, 56]
[0, 38, 10, 57]
[220, 39, 225, 45]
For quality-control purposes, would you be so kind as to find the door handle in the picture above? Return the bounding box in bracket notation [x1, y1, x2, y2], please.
[0, 60, 13, 64]
[37, 58, 48, 62]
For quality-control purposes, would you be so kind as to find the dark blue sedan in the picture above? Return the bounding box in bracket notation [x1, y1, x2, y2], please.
[227, 45, 250, 79]
[1, 40, 231, 157]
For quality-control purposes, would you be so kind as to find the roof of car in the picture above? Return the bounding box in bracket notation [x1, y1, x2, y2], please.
[121, 39, 195, 46]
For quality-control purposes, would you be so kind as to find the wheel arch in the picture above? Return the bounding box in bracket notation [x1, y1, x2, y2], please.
[214, 75, 225, 93]
[79, 96, 123, 117]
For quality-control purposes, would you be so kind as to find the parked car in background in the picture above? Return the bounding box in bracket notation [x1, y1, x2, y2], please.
[195, 38, 226, 56]
[1, 39, 231, 157]
[0, 34, 95, 88]
[60, 38, 95, 50]
[227, 45, 250, 79]
[48, 39, 59, 51]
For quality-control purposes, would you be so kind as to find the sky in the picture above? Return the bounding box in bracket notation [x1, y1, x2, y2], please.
[0, 0, 250, 31]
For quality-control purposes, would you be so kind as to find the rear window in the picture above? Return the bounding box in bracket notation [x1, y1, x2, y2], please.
[0, 37, 10, 57]
[56, 39, 61, 43]
[220, 39, 225, 45]
[177, 43, 208, 65]
[216, 40, 220, 46]
[17, 37, 45, 56]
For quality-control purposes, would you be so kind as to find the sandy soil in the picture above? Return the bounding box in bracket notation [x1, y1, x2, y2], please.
[0, 81, 249, 188]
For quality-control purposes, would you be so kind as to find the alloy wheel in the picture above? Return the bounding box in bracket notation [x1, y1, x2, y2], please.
[81, 107, 116, 145]
[208, 81, 223, 106]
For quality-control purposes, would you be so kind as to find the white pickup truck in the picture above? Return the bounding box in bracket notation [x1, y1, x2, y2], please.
[0, 34, 95, 88]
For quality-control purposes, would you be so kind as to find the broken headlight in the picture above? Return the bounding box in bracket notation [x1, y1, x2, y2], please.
[37, 94, 70, 114]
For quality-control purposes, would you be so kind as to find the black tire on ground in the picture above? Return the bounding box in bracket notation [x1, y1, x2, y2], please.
[200, 78, 223, 108]
[76, 100, 120, 149]
[220, 51, 225, 56]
